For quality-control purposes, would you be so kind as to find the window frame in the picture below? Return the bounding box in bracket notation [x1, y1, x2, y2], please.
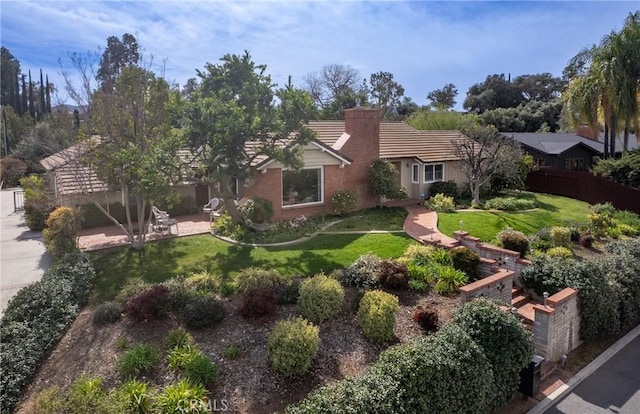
[281, 166, 324, 208]
[411, 163, 419, 184]
[423, 163, 444, 183]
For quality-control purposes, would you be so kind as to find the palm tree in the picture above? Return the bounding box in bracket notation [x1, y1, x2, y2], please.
[563, 12, 640, 156]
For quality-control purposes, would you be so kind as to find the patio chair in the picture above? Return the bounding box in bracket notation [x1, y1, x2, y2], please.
[151, 206, 179, 235]
[203, 198, 225, 222]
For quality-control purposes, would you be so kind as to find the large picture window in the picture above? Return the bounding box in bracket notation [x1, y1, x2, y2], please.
[424, 163, 444, 183]
[282, 167, 323, 206]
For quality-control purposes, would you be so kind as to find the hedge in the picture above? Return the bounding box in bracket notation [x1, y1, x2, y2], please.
[0, 253, 96, 413]
[288, 299, 533, 413]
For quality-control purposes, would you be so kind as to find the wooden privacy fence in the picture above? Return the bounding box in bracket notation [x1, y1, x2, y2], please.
[525, 168, 640, 214]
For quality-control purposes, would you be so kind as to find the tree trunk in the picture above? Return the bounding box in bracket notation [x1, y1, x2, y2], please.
[623, 122, 630, 153]
[603, 123, 610, 159]
[609, 113, 617, 157]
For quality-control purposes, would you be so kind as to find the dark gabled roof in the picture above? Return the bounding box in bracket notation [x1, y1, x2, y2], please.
[505, 132, 603, 155]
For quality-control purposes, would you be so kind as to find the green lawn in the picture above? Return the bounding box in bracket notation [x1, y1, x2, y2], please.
[91, 232, 415, 301]
[438, 192, 592, 242]
[328, 207, 407, 231]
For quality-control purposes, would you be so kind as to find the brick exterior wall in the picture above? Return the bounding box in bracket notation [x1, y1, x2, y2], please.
[533, 288, 582, 361]
[245, 107, 382, 221]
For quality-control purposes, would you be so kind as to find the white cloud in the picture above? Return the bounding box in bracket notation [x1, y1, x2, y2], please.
[1, 0, 638, 109]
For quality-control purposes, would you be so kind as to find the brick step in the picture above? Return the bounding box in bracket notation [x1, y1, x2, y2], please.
[511, 293, 530, 308]
[512, 287, 522, 296]
[516, 302, 536, 324]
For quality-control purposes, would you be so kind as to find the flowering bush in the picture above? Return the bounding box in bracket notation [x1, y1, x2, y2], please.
[289, 215, 308, 228]
[331, 190, 357, 215]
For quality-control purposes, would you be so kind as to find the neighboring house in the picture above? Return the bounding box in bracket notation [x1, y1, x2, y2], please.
[41, 108, 471, 222]
[244, 107, 469, 221]
[506, 132, 603, 171]
[506, 127, 639, 172]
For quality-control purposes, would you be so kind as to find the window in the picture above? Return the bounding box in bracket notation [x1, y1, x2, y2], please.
[282, 167, 323, 206]
[424, 163, 444, 183]
[411, 163, 419, 183]
[565, 158, 584, 171]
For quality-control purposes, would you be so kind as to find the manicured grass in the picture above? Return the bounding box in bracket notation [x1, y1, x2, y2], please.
[91, 232, 415, 301]
[328, 207, 407, 231]
[438, 192, 592, 242]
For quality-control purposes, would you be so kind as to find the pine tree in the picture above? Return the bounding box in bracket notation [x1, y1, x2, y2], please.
[28, 70, 35, 118]
[21, 74, 27, 115]
[45, 75, 51, 113]
[14, 69, 22, 115]
[39, 69, 46, 120]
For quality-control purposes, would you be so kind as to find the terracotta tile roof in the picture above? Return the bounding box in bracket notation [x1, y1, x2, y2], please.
[380, 122, 466, 162]
[307, 120, 466, 162]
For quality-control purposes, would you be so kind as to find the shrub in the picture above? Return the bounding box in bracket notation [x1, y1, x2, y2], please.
[93, 301, 123, 325]
[235, 267, 283, 293]
[449, 298, 533, 411]
[429, 247, 452, 265]
[450, 246, 480, 281]
[546, 246, 573, 259]
[115, 278, 151, 305]
[276, 279, 301, 304]
[184, 352, 219, 387]
[340, 253, 381, 288]
[163, 275, 201, 312]
[483, 196, 536, 211]
[154, 379, 209, 414]
[65, 374, 115, 414]
[165, 328, 193, 350]
[428, 180, 459, 201]
[115, 379, 152, 414]
[117, 344, 159, 379]
[126, 285, 171, 322]
[185, 270, 220, 294]
[288, 325, 494, 414]
[530, 227, 554, 252]
[378, 259, 409, 290]
[268, 317, 320, 377]
[298, 273, 345, 323]
[408, 279, 430, 292]
[550, 226, 571, 247]
[425, 193, 455, 212]
[497, 227, 529, 257]
[239, 287, 278, 319]
[168, 345, 199, 371]
[0, 157, 27, 188]
[413, 305, 439, 332]
[331, 190, 356, 214]
[0, 254, 96, 414]
[434, 266, 467, 295]
[21, 175, 52, 231]
[242, 197, 274, 223]
[399, 244, 435, 266]
[224, 345, 241, 360]
[357, 290, 399, 343]
[579, 231, 594, 248]
[181, 296, 225, 330]
[33, 386, 65, 414]
[43, 206, 79, 260]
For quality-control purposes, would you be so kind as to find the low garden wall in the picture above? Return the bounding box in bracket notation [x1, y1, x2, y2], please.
[443, 231, 580, 362]
[532, 288, 582, 361]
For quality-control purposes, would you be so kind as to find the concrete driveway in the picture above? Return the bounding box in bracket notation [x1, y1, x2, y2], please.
[0, 188, 51, 315]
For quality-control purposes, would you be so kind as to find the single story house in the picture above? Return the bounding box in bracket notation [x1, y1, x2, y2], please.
[506, 126, 639, 171]
[244, 107, 470, 221]
[41, 107, 472, 222]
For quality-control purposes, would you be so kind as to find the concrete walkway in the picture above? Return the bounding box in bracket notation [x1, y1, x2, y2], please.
[0, 188, 51, 315]
[402, 204, 459, 246]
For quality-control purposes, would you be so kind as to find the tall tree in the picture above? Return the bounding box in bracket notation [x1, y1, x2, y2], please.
[464, 74, 524, 113]
[0, 47, 21, 112]
[452, 125, 522, 205]
[96, 33, 140, 92]
[28, 70, 35, 118]
[563, 13, 640, 156]
[427, 83, 458, 110]
[368, 71, 405, 119]
[86, 64, 184, 249]
[59, 50, 100, 127]
[408, 107, 478, 131]
[20, 74, 27, 115]
[512, 73, 565, 103]
[184, 52, 317, 222]
[304, 64, 363, 109]
[45, 75, 52, 113]
[39, 69, 46, 120]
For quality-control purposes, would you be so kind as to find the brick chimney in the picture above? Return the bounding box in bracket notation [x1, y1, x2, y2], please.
[341, 107, 381, 209]
[576, 125, 598, 140]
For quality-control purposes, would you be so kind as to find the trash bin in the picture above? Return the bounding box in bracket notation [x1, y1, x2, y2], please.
[519, 355, 544, 397]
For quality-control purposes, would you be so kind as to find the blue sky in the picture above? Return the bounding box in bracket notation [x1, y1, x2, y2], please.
[1, 1, 638, 110]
